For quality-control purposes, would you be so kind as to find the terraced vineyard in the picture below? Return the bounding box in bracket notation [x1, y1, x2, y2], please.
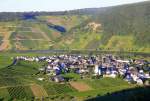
[0, 61, 42, 76]
[0, 86, 33, 100]
[44, 83, 76, 95]
[7, 86, 33, 99]
[0, 77, 21, 87]
[0, 15, 90, 51]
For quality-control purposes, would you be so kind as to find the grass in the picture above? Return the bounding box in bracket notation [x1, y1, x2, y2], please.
[61, 73, 81, 79]
[0, 55, 12, 69]
[104, 35, 135, 51]
[103, 35, 150, 53]
[69, 78, 135, 98]
[83, 78, 132, 89]
[57, 31, 102, 49]
[0, 60, 44, 77]
[0, 88, 10, 100]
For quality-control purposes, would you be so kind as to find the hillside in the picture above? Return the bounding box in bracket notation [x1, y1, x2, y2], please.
[94, 1, 150, 52]
[56, 1, 150, 52]
[0, 1, 150, 52]
[0, 15, 89, 50]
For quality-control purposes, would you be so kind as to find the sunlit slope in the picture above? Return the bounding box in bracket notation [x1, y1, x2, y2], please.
[92, 1, 150, 52]
[56, 1, 150, 52]
[0, 15, 89, 50]
[54, 22, 102, 49]
[0, 1, 150, 52]
[37, 15, 89, 30]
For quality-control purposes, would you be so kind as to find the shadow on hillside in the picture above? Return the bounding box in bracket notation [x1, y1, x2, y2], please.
[86, 86, 150, 101]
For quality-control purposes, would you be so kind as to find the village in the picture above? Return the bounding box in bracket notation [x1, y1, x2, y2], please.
[13, 54, 150, 85]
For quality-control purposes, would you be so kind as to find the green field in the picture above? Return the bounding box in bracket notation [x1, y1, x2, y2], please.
[0, 1, 150, 100]
[70, 78, 135, 97]
[0, 52, 142, 101]
[0, 55, 12, 69]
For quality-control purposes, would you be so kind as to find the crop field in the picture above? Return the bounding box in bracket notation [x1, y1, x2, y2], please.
[70, 81, 93, 92]
[30, 84, 48, 97]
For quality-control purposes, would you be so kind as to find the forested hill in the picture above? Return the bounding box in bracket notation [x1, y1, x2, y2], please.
[0, 1, 150, 52]
[91, 0, 150, 51]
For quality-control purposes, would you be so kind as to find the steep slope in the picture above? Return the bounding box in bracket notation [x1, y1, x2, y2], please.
[55, 1, 150, 52]
[0, 1, 150, 52]
[0, 15, 89, 50]
[92, 1, 150, 52]
[54, 21, 102, 50]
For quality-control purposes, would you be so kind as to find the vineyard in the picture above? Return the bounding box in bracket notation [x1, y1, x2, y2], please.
[0, 77, 21, 87]
[0, 56, 78, 100]
[0, 52, 147, 101]
[44, 83, 76, 95]
[0, 60, 43, 77]
[7, 86, 33, 99]
[0, 56, 137, 101]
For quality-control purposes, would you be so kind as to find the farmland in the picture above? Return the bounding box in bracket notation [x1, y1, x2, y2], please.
[30, 84, 48, 97]
[0, 1, 150, 101]
[7, 86, 33, 99]
[0, 0, 150, 52]
[0, 15, 90, 51]
[1, 52, 149, 101]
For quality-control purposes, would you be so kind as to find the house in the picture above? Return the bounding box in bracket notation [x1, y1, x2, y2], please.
[37, 78, 44, 81]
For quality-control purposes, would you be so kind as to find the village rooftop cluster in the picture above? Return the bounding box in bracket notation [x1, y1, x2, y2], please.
[14, 54, 150, 85]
